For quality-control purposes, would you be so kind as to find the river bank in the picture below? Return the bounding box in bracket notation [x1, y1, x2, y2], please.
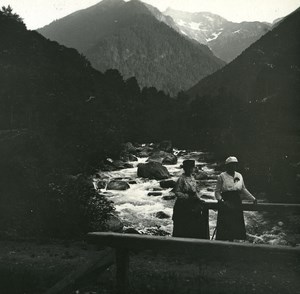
[0, 239, 299, 294]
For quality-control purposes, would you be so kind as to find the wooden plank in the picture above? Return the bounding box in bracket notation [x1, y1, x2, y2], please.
[203, 202, 300, 212]
[87, 233, 300, 263]
[45, 248, 114, 294]
[115, 248, 129, 294]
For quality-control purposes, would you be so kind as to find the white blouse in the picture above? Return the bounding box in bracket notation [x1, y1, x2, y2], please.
[215, 171, 255, 201]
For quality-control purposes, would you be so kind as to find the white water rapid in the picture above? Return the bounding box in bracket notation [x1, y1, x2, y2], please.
[95, 148, 298, 246]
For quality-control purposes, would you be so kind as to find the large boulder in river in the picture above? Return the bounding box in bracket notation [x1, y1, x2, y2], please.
[162, 153, 177, 165]
[147, 151, 177, 165]
[160, 180, 176, 189]
[120, 153, 138, 162]
[147, 151, 169, 163]
[137, 162, 170, 180]
[158, 140, 173, 153]
[107, 181, 130, 190]
[121, 142, 136, 154]
[136, 145, 153, 158]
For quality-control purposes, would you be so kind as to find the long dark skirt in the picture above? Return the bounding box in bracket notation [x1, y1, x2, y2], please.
[172, 199, 208, 239]
[216, 191, 246, 241]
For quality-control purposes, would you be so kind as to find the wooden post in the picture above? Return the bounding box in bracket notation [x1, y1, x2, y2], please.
[202, 208, 210, 240]
[45, 248, 114, 294]
[115, 247, 129, 294]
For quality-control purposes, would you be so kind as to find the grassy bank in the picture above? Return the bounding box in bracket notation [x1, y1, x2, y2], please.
[0, 240, 299, 294]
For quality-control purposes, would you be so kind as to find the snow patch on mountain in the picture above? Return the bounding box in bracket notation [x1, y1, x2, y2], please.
[204, 15, 214, 22]
[206, 31, 222, 42]
[178, 19, 186, 26]
[163, 8, 271, 62]
[189, 22, 201, 30]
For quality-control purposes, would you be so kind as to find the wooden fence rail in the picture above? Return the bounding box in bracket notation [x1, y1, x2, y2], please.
[87, 202, 300, 294]
[203, 201, 300, 212]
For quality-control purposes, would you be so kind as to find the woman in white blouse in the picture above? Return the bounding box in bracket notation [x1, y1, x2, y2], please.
[215, 156, 256, 241]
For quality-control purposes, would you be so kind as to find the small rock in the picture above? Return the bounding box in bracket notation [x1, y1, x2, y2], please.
[152, 187, 163, 191]
[123, 228, 140, 234]
[148, 192, 163, 196]
[156, 211, 170, 219]
[128, 180, 137, 185]
[128, 154, 138, 161]
[94, 173, 101, 179]
[107, 181, 130, 191]
[145, 227, 169, 236]
[112, 160, 127, 170]
[162, 195, 176, 200]
[105, 215, 124, 232]
[124, 163, 134, 168]
[97, 180, 107, 189]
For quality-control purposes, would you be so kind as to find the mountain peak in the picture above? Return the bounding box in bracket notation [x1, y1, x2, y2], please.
[93, 0, 125, 10]
[164, 8, 270, 62]
[100, 0, 124, 5]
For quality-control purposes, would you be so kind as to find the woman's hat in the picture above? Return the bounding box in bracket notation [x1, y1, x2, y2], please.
[182, 159, 195, 168]
[225, 156, 238, 165]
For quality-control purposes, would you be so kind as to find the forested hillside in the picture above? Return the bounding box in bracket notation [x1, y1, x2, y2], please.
[0, 8, 177, 238]
[38, 0, 224, 95]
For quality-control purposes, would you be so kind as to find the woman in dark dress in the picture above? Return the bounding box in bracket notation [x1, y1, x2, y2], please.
[215, 156, 257, 241]
[172, 160, 208, 239]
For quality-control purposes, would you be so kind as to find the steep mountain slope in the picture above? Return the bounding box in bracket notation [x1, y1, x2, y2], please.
[38, 0, 224, 96]
[183, 8, 300, 201]
[164, 8, 270, 62]
[0, 7, 182, 168]
[187, 8, 300, 104]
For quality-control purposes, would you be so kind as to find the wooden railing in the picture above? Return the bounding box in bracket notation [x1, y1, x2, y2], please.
[44, 202, 300, 293]
[86, 202, 300, 294]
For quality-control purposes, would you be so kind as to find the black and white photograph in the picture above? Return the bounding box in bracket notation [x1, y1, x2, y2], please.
[0, 0, 300, 293]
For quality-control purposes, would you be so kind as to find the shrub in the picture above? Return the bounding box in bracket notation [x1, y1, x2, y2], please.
[40, 174, 115, 238]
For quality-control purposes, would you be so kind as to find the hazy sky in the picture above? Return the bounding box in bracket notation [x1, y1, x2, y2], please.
[2, 0, 300, 30]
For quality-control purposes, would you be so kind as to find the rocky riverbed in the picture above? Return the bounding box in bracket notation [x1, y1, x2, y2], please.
[94, 142, 300, 246]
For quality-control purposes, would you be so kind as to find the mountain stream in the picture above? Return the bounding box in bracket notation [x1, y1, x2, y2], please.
[95, 148, 298, 246]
